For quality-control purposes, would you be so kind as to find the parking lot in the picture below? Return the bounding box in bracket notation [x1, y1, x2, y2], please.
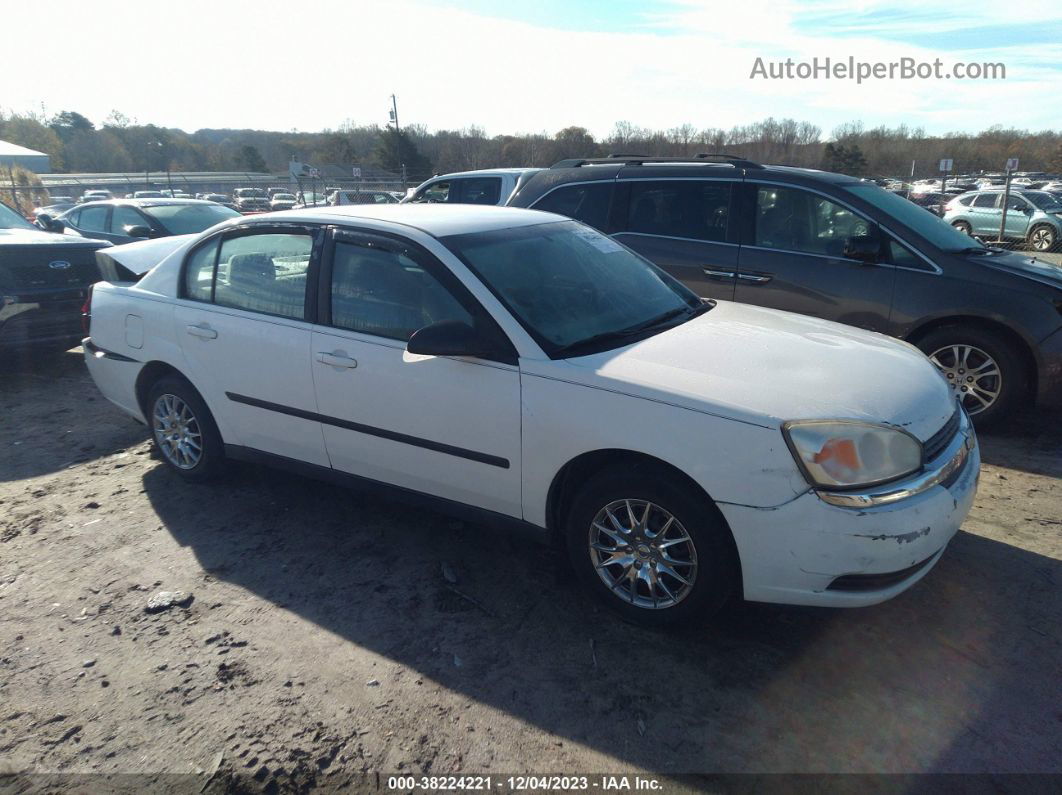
[1, 349, 1059, 789]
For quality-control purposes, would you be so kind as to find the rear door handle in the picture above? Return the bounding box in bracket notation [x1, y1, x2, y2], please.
[737, 272, 773, 284]
[186, 324, 217, 339]
[702, 267, 736, 279]
[316, 351, 358, 369]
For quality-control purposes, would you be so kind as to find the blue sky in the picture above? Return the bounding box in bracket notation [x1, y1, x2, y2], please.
[3, 0, 1059, 138]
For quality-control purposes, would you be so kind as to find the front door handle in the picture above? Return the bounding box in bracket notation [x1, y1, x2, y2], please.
[186, 324, 217, 339]
[702, 267, 736, 279]
[316, 351, 358, 369]
[737, 272, 773, 284]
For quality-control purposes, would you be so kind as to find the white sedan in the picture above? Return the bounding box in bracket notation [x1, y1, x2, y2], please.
[83, 205, 979, 626]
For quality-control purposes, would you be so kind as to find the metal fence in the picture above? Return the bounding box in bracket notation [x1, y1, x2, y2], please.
[1, 170, 419, 216]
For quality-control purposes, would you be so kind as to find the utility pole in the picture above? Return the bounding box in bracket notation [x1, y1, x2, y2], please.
[389, 94, 406, 185]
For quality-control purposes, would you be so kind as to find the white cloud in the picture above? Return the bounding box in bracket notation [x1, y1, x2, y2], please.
[2, 0, 1057, 137]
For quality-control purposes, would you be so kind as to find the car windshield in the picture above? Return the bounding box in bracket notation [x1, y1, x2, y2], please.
[0, 202, 34, 230]
[1021, 191, 1062, 212]
[442, 220, 707, 357]
[843, 183, 986, 252]
[142, 203, 241, 235]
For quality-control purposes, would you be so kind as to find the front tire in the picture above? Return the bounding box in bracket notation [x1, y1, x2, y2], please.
[1027, 224, 1057, 253]
[146, 375, 225, 482]
[565, 466, 738, 628]
[952, 220, 973, 236]
[916, 326, 1027, 426]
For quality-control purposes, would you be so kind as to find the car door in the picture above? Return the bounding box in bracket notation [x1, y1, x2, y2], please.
[968, 192, 1002, 236]
[734, 183, 896, 332]
[172, 224, 330, 467]
[310, 227, 523, 518]
[1002, 193, 1032, 240]
[611, 177, 739, 301]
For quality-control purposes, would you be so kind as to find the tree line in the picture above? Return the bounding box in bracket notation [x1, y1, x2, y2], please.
[2, 110, 1061, 182]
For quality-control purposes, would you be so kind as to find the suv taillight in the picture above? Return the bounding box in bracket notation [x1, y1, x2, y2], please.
[81, 284, 94, 335]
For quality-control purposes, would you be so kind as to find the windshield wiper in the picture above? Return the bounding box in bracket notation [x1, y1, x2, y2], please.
[554, 302, 710, 358]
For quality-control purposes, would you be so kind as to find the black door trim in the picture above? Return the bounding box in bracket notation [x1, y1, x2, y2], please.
[225, 392, 510, 469]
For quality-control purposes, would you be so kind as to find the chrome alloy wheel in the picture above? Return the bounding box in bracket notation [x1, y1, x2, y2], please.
[1030, 226, 1055, 251]
[588, 499, 698, 609]
[929, 344, 1001, 416]
[152, 393, 203, 470]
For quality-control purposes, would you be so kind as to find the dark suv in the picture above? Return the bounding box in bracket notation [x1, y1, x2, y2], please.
[0, 202, 110, 354]
[508, 155, 1062, 424]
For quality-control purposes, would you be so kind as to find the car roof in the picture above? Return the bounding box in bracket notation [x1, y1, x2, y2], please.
[265, 203, 558, 238]
[430, 168, 542, 180]
[74, 198, 220, 208]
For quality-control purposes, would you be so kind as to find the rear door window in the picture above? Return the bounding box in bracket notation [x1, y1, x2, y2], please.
[78, 206, 109, 233]
[457, 178, 502, 205]
[533, 183, 613, 232]
[626, 180, 732, 242]
[211, 232, 313, 319]
[972, 193, 999, 208]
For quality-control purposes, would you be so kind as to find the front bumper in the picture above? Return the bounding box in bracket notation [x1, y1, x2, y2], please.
[720, 413, 980, 607]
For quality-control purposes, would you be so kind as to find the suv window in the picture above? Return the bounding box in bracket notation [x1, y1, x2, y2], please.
[330, 240, 472, 341]
[210, 232, 313, 319]
[78, 206, 109, 233]
[627, 181, 731, 242]
[972, 193, 999, 208]
[753, 186, 870, 257]
[459, 178, 502, 205]
[533, 183, 612, 231]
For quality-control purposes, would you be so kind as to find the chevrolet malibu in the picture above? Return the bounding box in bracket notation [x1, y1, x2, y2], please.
[82, 205, 979, 626]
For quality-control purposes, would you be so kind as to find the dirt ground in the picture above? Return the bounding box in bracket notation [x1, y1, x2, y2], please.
[1, 348, 1060, 792]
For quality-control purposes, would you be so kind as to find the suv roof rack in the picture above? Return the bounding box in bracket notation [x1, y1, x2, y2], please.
[551, 153, 764, 170]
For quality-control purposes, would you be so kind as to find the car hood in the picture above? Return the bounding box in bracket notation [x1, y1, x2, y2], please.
[0, 227, 110, 248]
[554, 301, 955, 441]
[966, 248, 1062, 289]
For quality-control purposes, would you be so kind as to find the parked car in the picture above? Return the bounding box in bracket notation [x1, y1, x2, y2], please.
[269, 192, 298, 211]
[944, 189, 1062, 253]
[404, 168, 543, 206]
[909, 192, 949, 215]
[232, 188, 270, 212]
[0, 201, 110, 353]
[293, 191, 328, 208]
[33, 201, 76, 220]
[325, 189, 398, 206]
[81, 204, 978, 626]
[507, 155, 1062, 424]
[133, 190, 165, 199]
[80, 190, 114, 203]
[42, 199, 241, 245]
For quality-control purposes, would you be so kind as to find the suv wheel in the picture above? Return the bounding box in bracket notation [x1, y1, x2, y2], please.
[147, 375, 225, 481]
[952, 220, 973, 236]
[565, 466, 737, 627]
[916, 327, 1026, 426]
[1028, 224, 1057, 252]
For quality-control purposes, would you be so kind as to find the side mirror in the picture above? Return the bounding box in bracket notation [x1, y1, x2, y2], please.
[407, 320, 496, 359]
[843, 235, 880, 263]
[125, 225, 155, 239]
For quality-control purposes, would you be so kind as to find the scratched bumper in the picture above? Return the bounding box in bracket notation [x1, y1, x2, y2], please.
[719, 426, 980, 608]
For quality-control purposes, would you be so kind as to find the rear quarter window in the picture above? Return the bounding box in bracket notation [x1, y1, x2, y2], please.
[532, 183, 613, 231]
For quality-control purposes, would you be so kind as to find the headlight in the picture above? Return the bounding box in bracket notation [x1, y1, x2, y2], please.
[782, 421, 922, 489]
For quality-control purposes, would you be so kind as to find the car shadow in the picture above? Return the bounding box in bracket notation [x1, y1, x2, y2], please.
[142, 459, 1062, 774]
[0, 347, 149, 482]
[977, 406, 1062, 478]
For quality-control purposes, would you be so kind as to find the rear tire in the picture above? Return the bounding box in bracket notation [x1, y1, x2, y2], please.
[146, 375, 225, 482]
[565, 465, 738, 628]
[915, 326, 1027, 427]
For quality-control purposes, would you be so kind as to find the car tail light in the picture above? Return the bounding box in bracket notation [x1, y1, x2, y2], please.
[81, 284, 94, 335]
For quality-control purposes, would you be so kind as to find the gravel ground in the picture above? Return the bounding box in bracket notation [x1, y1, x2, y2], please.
[1, 349, 1060, 792]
